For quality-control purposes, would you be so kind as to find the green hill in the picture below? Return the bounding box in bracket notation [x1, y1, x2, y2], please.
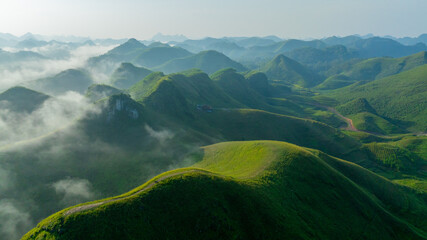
[346, 37, 426, 58]
[0, 86, 50, 113]
[155, 50, 247, 74]
[317, 51, 427, 90]
[244, 71, 271, 96]
[323, 36, 427, 58]
[110, 62, 152, 89]
[284, 45, 356, 74]
[336, 98, 377, 115]
[334, 98, 403, 134]
[26, 69, 94, 95]
[327, 64, 427, 132]
[349, 112, 403, 135]
[129, 70, 243, 120]
[259, 39, 327, 53]
[23, 141, 427, 239]
[133, 46, 192, 68]
[261, 54, 322, 88]
[85, 84, 122, 102]
[106, 38, 146, 56]
[127, 69, 360, 157]
[86, 39, 147, 74]
[211, 68, 270, 109]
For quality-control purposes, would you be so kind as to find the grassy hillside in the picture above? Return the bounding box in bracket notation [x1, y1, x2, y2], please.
[23, 141, 427, 239]
[350, 112, 402, 134]
[362, 142, 423, 171]
[155, 50, 246, 74]
[336, 97, 377, 115]
[0, 86, 50, 113]
[110, 62, 152, 89]
[317, 51, 427, 90]
[261, 54, 322, 88]
[334, 98, 402, 134]
[327, 64, 427, 132]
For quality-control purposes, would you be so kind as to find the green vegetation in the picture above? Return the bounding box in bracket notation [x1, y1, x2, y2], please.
[327, 64, 427, 132]
[133, 46, 192, 68]
[85, 84, 121, 102]
[261, 54, 322, 88]
[0, 86, 50, 112]
[244, 71, 270, 96]
[336, 97, 377, 115]
[3, 38, 427, 240]
[110, 62, 152, 89]
[106, 38, 146, 56]
[23, 141, 427, 239]
[362, 142, 421, 170]
[348, 112, 402, 134]
[155, 50, 246, 74]
[317, 51, 427, 90]
[211, 68, 270, 109]
[26, 69, 94, 95]
[284, 45, 356, 74]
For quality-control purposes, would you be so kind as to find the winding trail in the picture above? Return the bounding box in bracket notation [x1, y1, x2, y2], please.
[324, 106, 359, 132]
[64, 169, 206, 216]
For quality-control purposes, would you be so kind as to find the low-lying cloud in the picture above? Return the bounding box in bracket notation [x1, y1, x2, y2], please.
[145, 124, 175, 144]
[0, 44, 116, 91]
[0, 91, 100, 147]
[0, 199, 33, 240]
[53, 178, 96, 206]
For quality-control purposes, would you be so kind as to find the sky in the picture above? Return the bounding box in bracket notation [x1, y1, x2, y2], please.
[0, 0, 426, 39]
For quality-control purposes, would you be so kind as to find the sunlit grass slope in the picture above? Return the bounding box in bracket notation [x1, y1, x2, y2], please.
[23, 141, 427, 240]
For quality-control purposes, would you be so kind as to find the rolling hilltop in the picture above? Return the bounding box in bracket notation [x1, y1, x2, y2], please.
[23, 141, 427, 239]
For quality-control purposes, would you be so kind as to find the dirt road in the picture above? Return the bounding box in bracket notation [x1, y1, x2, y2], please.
[325, 106, 359, 132]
